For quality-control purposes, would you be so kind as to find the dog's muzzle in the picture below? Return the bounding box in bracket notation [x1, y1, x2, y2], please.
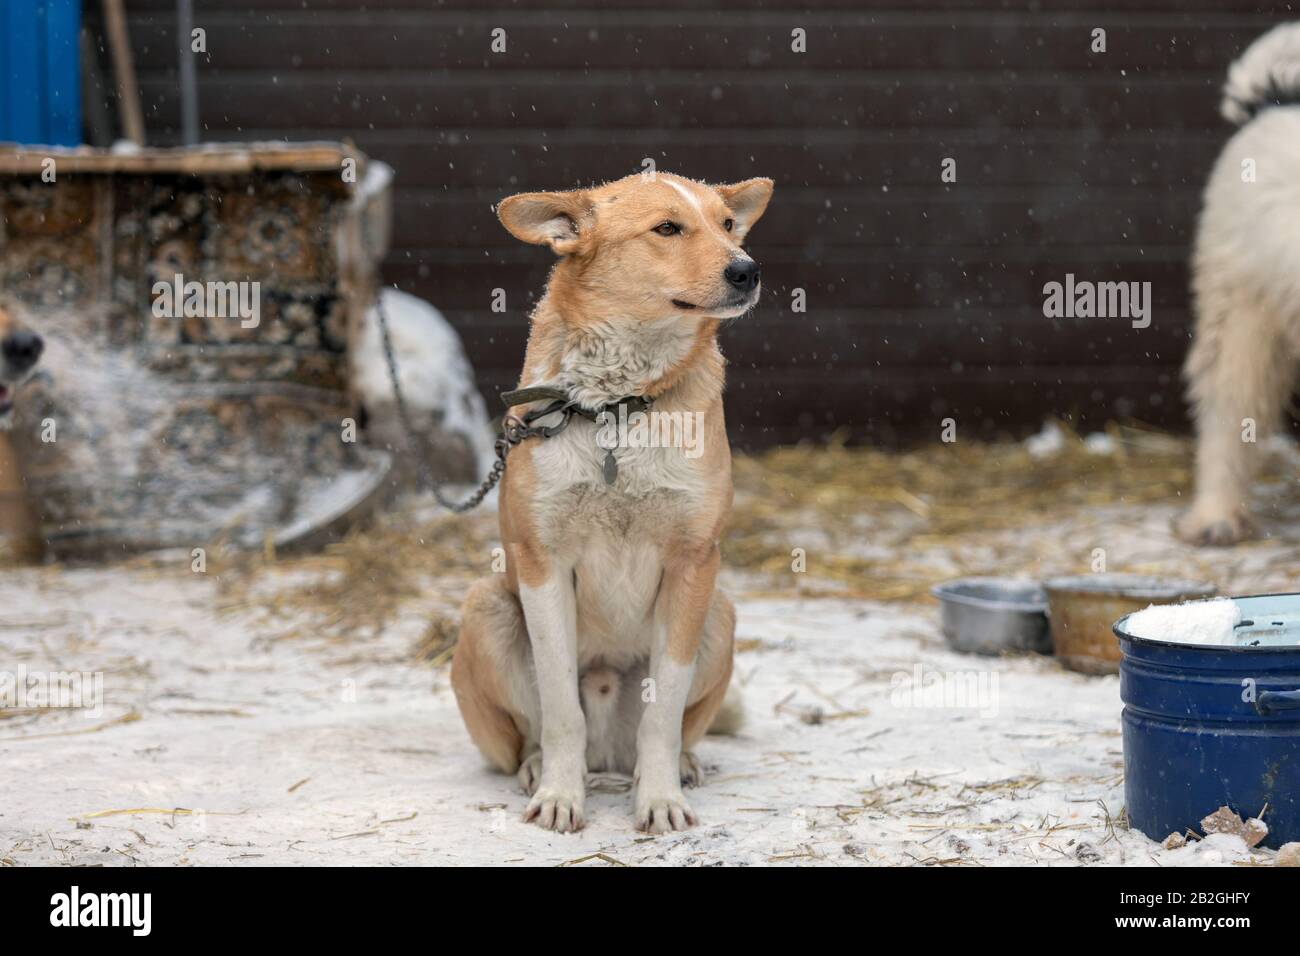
[0, 329, 44, 417]
[723, 259, 761, 293]
[2, 329, 43, 377]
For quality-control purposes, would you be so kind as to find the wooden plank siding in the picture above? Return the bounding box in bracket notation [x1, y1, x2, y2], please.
[93, 1, 1300, 446]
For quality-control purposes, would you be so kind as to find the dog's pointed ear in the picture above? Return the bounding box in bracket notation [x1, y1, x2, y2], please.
[714, 178, 773, 241]
[496, 190, 594, 255]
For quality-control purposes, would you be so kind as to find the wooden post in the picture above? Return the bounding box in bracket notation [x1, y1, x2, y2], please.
[176, 0, 200, 145]
[100, 0, 144, 146]
[0, 433, 41, 565]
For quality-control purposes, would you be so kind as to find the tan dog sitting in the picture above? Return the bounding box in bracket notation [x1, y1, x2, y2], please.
[451, 172, 772, 832]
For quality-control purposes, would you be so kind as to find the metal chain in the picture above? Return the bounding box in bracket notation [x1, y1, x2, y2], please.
[373, 290, 513, 513]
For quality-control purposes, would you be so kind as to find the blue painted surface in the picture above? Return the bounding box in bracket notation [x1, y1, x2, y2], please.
[0, 0, 81, 146]
[1116, 594, 1300, 848]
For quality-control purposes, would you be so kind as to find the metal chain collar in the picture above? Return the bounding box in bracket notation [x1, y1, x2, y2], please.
[374, 291, 654, 511]
[374, 292, 572, 512]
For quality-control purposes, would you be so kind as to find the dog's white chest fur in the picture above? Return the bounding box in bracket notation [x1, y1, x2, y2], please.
[562, 316, 696, 409]
[532, 419, 706, 658]
[531, 414, 704, 499]
[527, 434, 702, 665]
[522, 413, 709, 668]
[526, 314, 712, 499]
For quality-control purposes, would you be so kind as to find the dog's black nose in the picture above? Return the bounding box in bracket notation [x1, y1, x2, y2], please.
[2, 329, 43, 372]
[723, 259, 761, 292]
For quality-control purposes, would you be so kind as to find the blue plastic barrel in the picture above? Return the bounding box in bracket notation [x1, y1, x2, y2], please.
[0, 0, 81, 146]
[1115, 594, 1300, 848]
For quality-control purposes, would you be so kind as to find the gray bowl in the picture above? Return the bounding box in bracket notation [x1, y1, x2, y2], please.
[931, 577, 1051, 656]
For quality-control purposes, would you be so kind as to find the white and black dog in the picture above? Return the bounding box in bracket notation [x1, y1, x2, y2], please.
[1178, 24, 1300, 545]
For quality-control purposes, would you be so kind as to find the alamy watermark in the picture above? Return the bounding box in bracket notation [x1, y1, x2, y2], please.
[50, 886, 151, 936]
[1042, 273, 1151, 329]
[151, 273, 261, 328]
[1, 666, 103, 718]
[889, 664, 999, 718]
[595, 405, 705, 458]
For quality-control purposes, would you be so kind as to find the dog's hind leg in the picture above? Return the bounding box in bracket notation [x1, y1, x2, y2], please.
[450, 577, 539, 779]
[1178, 293, 1297, 545]
[679, 589, 736, 786]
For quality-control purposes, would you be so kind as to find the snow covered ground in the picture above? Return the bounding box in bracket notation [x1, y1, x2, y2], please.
[2, 451, 1298, 867]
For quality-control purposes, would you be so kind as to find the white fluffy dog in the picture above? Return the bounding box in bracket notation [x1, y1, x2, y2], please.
[1178, 23, 1300, 545]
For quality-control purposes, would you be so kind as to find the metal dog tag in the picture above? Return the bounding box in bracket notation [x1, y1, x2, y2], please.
[603, 450, 618, 484]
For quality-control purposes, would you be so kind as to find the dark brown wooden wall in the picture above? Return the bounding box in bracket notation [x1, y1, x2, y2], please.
[106, 1, 1297, 445]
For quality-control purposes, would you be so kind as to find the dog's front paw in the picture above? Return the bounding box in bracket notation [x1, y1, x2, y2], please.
[523, 784, 585, 833]
[1174, 505, 1254, 547]
[635, 788, 698, 834]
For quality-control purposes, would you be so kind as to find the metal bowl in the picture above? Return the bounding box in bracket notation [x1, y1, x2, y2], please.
[1045, 573, 1217, 675]
[931, 577, 1051, 656]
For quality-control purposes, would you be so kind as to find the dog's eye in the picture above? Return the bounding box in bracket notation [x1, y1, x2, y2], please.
[723, 218, 734, 232]
[653, 221, 681, 237]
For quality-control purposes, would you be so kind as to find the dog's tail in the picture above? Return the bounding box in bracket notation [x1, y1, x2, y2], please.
[1221, 23, 1300, 125]
[706, 683, 745, 736]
